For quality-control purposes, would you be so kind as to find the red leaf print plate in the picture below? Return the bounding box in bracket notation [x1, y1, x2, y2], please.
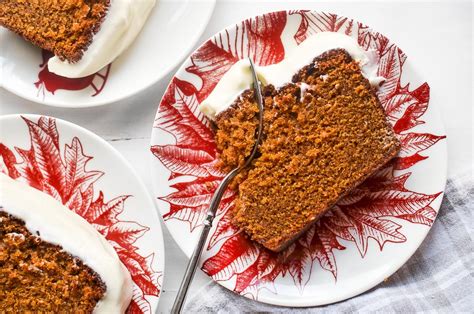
[1, 114, 165, 313]
[150, 11, 447, 307]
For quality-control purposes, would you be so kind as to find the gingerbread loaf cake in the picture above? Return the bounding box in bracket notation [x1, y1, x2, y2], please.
[0, 0, 110, 62]
[0, 174, 132, 312]
[212, 49, 401, 252]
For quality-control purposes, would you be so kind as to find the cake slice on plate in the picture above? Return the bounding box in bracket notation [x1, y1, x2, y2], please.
[0, 173, 132, 312]
[0, 0, 155, 78]
[199, 33, 401, 252]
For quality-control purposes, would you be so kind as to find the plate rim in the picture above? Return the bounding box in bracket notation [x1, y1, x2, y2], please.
[1, 113, 166, 312]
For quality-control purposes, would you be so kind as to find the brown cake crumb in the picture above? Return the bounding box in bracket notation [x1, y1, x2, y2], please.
[0, 211, 106, 312]
[214, 49, 401, 252]
[0, 0, 110, 62]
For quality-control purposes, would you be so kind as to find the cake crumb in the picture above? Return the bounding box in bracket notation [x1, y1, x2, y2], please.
[0, 0, 110, 62]
[0, 211, 106, 312]
[214, 49, 401, 252]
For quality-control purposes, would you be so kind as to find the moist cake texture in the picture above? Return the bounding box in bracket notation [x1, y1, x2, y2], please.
[0, 211, 106, 312]
[214, 49, 401, 252]
[0, 0, 109, 62]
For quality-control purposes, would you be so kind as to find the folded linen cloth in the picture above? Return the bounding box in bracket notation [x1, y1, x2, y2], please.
[185, 169, 474, 312]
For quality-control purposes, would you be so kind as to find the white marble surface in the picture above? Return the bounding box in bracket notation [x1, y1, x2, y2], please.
[0, 1, 472, 312]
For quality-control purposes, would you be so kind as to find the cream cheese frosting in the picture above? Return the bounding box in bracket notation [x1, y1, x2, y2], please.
[48, 0, 156, 78]
[0, 173, 132, 313]
[199, 32, 384, 119]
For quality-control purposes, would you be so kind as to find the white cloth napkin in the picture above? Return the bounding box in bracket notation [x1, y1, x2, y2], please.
[184, 169, 474, 312]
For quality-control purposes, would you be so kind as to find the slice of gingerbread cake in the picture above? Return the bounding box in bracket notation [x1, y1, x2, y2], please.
[0, 173, 132, 312]
[199, 33, 401, 252]
[0, 0, 156, 78]
[0, 0, 110, 63]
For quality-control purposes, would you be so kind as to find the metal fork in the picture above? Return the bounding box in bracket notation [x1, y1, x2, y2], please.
[171, 58, 264, 313]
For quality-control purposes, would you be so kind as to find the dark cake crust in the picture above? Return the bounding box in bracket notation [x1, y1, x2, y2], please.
[214, 49, 401, 252]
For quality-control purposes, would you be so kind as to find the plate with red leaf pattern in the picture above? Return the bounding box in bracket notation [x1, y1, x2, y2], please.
[0, 0, 215, 108]
[149, 11, 447, 306]
[0, 114, 165, 313]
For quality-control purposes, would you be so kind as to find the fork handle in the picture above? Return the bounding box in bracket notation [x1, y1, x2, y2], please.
[171, 168, 238, 313]
[171, 219, 212, 313]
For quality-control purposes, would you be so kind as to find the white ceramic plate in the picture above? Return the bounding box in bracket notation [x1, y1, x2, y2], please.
[0, 114, 165, 313]
[149, 11, 447, 307]
[0, 0, 215, 108]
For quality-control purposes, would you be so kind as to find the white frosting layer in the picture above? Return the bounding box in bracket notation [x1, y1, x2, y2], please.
[0, 174, 132, 313]
[199, 32, 384, 119]
[48, 0, 156, 78]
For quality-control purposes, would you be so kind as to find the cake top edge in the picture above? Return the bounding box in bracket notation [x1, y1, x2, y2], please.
[199, 31, 383, 120]
[47, 0, 156, 78]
